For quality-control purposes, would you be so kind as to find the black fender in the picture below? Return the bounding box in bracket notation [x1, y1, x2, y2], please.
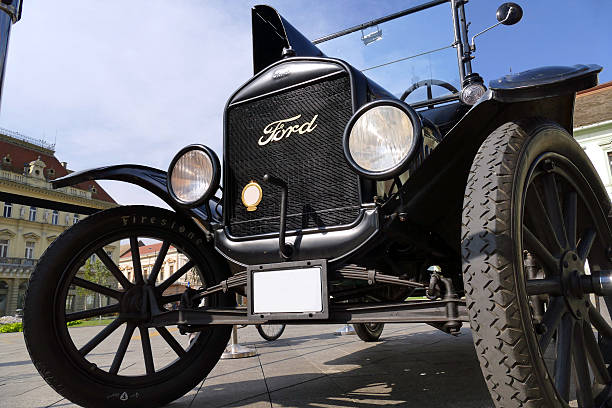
[52, 164, 222, 230]
[385, 64, 602, 252]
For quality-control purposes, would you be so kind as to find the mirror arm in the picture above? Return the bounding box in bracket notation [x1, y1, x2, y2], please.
[470, 21, 502, 51]
[469, 7, 513, 52]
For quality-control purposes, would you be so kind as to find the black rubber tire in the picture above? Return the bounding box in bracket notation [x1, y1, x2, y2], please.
[353, 323, 384, 342]
[256, 324, 286, 341]
[462, 119, 612, 407]
[23, 206, 233, 408]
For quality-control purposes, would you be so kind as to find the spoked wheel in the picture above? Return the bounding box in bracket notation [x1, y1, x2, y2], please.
[463, 120, 612, 408]
[256, 323, 286, 341]
[23, 206, 232, 408]
[354, 322, 384, 342]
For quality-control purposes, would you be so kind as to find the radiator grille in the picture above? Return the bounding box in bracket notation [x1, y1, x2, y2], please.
[226, 75, 361, 237]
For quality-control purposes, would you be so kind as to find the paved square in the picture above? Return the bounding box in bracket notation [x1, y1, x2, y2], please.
[0, 324, 493, 407]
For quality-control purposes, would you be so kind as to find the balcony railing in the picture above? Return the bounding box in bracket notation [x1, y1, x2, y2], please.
[0, 257, 37, 267]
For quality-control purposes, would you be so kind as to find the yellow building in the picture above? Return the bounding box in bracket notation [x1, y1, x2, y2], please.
[119, 241, 202, 298]
[0, 128, 118, 316]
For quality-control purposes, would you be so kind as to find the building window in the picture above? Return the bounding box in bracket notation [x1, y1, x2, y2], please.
[2, 202, 12, 218]
[73, 214, 79, 224]
[0, 280, 7, 315]
[0, 239, 8, 257]
[66, 295, 75, 312]
[25, 242, 35, 259]
[17, 281, 28, 310]
[29, 207, 37, 222]
[52, 210, 59, 225]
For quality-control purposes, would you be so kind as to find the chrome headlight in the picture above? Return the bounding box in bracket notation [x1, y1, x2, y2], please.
[168, 145, 220, 206]
[343, 100, 421, 180]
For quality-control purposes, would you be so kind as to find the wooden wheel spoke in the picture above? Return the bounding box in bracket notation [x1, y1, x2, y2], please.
[147, 241, 170, 285]
[540, 173, 568, 249]
[157, 260, 195, 293]
[525, 184, 563, 254]
[554, 313, 574, 401]
[109, 323, 136, 374]
[524, 226, 559, 276]
[573, 322, 595, 407]
[79, 318, 123, 356]
[577, 228, 596, 261]
[139, 327, 155, 375]
[539, 297, 566, 352]
[583, 322, 611, 385]
[161, 294, 182, 304]
[563, 191, 578, 250]
[96, 249, 132, 289]
[73, 277, 123, 300]
[66, 304, 120, 321]
[130, 236, 144, 285]
[156, 327, 186, 357]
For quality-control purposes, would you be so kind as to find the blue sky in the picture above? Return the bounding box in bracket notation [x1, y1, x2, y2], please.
[1, 1, 610, 205]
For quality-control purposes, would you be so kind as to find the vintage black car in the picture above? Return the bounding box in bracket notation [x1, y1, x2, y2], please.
[22, 1, 611, 407]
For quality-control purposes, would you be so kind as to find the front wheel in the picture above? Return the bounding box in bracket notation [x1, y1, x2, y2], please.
[354, 323, 384, 342]
[23, 206, 233, 408]
[462, 120, 612, 407]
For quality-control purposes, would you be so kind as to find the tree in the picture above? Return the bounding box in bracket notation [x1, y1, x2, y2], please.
[76, 257, 114, 319]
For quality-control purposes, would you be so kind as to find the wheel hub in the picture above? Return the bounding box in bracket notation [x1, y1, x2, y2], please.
[120, 285, 149, 320]
[560, 250, 589, 320]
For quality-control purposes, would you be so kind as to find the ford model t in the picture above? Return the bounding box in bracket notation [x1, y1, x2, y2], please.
[22, 1, 610, 407]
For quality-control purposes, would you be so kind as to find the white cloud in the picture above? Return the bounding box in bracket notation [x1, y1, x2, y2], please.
[1, 0, 257, 205]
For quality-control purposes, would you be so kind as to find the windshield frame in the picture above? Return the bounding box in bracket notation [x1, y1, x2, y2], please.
[312, 0, 475, 105]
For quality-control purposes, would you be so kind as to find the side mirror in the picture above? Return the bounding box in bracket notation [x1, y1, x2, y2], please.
[496, 2, 523, 26]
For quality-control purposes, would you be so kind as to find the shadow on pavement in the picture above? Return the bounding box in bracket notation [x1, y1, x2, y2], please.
[189, 328, 493, 408]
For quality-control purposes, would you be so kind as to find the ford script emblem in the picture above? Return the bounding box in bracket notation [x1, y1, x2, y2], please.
[272, 68, 290, 80]
[259, 114, 319, 146]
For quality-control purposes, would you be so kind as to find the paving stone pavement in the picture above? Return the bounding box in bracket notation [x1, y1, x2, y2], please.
[0, 324, 493, 407]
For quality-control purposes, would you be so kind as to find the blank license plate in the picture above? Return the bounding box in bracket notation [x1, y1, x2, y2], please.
[252, 267, 323, 314]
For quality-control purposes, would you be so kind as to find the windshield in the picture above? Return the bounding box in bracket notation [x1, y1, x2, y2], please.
[316, 2, 460, 105]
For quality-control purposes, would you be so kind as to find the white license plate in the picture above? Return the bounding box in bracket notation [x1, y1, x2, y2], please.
[252, 267, 323, 314]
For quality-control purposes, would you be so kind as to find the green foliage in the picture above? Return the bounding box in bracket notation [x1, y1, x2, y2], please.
[0, 323, 23, 333]
[76, 257, 114, 309]
[0, 320, 84, 333]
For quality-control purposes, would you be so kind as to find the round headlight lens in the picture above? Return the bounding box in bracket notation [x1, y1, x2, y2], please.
[348, 105, 414, 173]
[170, 149, 214, 204]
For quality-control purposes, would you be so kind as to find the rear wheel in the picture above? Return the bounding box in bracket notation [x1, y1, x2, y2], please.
[24, 206, 232, 408]
[354, 323, 384, 342]
[256, 324, 286, 341]
[462, 120, 612, 407]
